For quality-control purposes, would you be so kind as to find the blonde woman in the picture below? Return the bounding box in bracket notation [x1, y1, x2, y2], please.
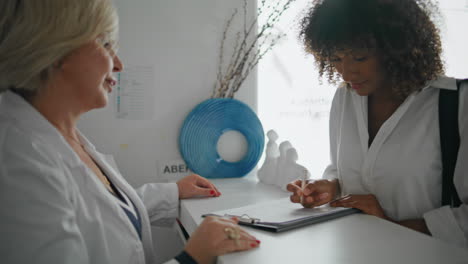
[0, 1, 260, 263]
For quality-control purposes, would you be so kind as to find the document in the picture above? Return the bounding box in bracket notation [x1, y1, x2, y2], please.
[203, 197, 359, 232]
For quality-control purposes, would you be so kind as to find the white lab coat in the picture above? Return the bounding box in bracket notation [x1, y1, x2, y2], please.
[0, 90, 180, 264]
[323, 76, 468, 248]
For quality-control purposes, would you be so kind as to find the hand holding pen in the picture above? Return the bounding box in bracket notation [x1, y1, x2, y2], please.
[286, 178, 340, 208]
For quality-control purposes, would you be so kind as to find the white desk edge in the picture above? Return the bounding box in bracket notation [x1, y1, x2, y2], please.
[179, 176, 468, 264]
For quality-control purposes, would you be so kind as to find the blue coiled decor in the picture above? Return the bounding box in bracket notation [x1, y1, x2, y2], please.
[179, 98, 264, 178]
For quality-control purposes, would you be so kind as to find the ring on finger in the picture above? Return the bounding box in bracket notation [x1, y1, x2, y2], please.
[224, 227, 241, 246]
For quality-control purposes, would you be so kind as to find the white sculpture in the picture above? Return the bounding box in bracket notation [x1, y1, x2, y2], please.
[279, 148, 309, 191]
[257, 130, 280, 185]
[257, 129, 310, 191]
[274, 140, 293, 186]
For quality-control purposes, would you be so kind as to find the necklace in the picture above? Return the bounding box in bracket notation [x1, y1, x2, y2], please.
[63, 134, 114, 192]
[66, 135, 85, 149]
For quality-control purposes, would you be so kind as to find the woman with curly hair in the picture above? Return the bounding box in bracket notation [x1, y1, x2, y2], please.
[287, 0, 467, 248]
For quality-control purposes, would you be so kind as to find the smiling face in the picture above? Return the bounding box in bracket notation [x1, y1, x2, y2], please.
[56, 36, 123, 112]
[329, 49, 388, 97]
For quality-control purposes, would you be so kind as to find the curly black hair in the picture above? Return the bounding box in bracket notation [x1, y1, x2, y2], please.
[299, 0, 444, 98]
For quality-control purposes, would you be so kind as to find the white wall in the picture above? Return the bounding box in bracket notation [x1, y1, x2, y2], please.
[78, 1, 257, 263]
[78, 0, 258, 187]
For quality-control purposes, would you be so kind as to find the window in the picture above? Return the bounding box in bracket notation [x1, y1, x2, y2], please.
[258, 0, 468, 179]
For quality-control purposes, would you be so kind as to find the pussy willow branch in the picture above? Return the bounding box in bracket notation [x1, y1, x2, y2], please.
[216, 0, 268, 98]
[212, 0, 295, 99]
[213, 9, 238, 98]
[229, 33, 284, 98]
[227, 20, 280, 95]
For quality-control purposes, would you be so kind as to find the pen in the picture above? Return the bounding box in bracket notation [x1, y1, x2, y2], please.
[300, 169, 308, 204]
[329, 195, 350, 204]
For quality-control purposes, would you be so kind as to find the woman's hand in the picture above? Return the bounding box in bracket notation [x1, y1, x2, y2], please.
[286, 179, 339, 208]
[331, 195, 431, 234]
[184, 216, 260, 264]
[177, 174, 221, 199]
[330, 194, 387, 219]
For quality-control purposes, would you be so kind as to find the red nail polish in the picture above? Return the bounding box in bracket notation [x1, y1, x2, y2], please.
[256, 240, 261, 244]
[251, 243, 257, 247]
[210, 190, 215, 195]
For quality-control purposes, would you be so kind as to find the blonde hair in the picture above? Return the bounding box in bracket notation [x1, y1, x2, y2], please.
[0, 0, 118, 94]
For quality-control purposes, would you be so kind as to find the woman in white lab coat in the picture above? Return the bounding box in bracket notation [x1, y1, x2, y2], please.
[0, 1, 259, 263]
[287, 0, 468, 248]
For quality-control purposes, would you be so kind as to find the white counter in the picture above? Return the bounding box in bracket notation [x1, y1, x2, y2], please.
[179, 176, 468, 264]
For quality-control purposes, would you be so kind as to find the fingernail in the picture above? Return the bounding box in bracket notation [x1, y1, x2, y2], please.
[319, 193, 329, 200]
[210, 190, 215, 195]
[251, 243, 258, 247]
[256, 240, 261, 244]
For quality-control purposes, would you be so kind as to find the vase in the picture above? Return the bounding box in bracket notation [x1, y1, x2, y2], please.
[179, 98, 264, 178]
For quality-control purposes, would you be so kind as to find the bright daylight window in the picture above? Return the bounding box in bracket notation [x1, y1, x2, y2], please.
[258, 0, 468, 179]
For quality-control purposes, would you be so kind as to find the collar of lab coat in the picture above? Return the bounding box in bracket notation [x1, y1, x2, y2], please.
[0, 90, 133, 198]
[1, 90, 158, 263]
[0, 90, 84, 168]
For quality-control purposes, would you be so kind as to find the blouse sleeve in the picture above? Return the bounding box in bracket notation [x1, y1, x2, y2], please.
[135, 182, 179, 227]
[423, 81, 468, 248]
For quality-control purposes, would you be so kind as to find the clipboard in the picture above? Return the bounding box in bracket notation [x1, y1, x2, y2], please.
[202, 197, 360, 233]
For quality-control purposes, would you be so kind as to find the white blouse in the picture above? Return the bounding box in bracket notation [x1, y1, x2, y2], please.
[323, 76, 468, 248]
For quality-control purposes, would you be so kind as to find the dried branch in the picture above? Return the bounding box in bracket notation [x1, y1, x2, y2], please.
[212, 0, 296, 98]
[213, 9, 238, 98]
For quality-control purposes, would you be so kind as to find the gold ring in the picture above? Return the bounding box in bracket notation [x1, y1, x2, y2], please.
[224, 227, 240, 246]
